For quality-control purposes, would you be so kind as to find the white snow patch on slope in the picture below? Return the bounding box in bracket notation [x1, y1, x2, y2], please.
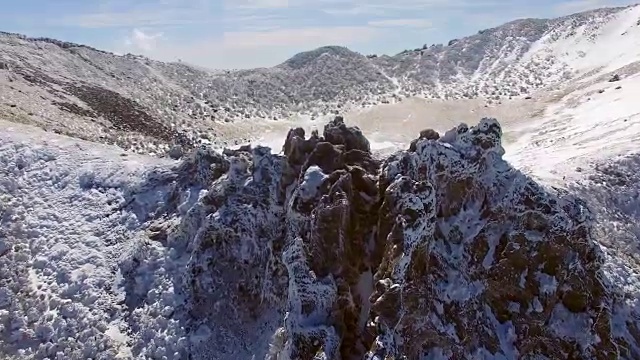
[504, 71, 640, 184]
[0, 120, 185, 359]
[526, 6, 640, 75]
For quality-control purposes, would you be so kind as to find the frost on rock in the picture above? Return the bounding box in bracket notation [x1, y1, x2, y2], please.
[163, 144, 289, 358]
[568, 155, 640, 359]
[272, 117, 381, 359]
[122, 116, 639, 360]
[368, 118, 619, 359]
[138, 117, 382, 359]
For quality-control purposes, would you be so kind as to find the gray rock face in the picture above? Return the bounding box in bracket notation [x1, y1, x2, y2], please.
[167, 145, 183, 160]
[128, 116, 637, 359]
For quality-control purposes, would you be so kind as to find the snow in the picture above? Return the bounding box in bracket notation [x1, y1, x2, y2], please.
[0, 119, 184, 359]
[298, 166, 327, 200]
[504, 67, 640, 184]
[355, 271, 374, 330]
[484, 305, 518, 359]
[498, 6, 640, 185]
[527, 5, 640, 74]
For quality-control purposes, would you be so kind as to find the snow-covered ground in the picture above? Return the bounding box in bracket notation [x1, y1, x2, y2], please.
[525, 4, 640, 75]
[503, 66, 640, 184]
[0, 120, 188, 359]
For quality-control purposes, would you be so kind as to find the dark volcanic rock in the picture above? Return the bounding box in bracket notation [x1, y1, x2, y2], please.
[275, 116, 381, 359]
[133, 117, 636, 359]
[323, 116, 371, 152]
[66, 84, 180, 143]
[368, 118, 617, 359]
[52, 100, 96, 118]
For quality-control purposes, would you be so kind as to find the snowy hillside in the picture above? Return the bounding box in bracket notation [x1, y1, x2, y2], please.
[2, 4, 640, 155]
[2, 3, 640, 360]
[372, 5, 639, 100]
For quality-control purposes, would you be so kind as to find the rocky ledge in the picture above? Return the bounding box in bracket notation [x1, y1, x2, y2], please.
[130, 116, 638, 359]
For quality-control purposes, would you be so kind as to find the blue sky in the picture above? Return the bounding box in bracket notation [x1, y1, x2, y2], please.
[1, 0, 637, 69]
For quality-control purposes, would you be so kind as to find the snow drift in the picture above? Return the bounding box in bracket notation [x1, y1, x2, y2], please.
[1, 117, 639, 359]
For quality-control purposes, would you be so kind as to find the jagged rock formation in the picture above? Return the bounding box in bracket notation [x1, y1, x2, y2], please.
[273, 117, 381, 359]
[126, 116, 638, 359]
[368, 120, 616, 358]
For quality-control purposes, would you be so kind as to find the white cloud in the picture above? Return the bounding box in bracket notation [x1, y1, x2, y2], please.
[552, 0, 610, 14]
[113, 25, 380, 69]
[368, 18, 433, 28]
[222, 14, 285, 31]
[322, 0, 492, 16]
[222, 26, 377, 48]
[227, 0, 290, 9]
[55, 0, 213, 28]
[124, 28, 163, 51]
[62, 10, 207, 28]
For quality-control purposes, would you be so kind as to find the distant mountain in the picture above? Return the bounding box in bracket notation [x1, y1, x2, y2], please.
[372, 6, 629, 99]
[1, 5, 639, 154]
[279, 45, 360, 69]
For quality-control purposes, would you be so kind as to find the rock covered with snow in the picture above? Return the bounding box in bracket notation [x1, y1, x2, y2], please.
[121, 117, 379, 359]
[368, 118, 619, 358]
[567, 155, 640, 359]
[1, 115, 638, 359]
[273, 116, 381, 359]
[158, 144, 289, 358]
[126, 116, 638, 359]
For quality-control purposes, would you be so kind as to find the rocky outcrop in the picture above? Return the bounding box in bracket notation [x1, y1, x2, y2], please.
[368, 119, 617, 359]
[134, 116, 635, 359]
[274, 117, 381, 359]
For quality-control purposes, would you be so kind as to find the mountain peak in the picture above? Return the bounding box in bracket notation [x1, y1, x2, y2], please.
[279, 45, 362, 69]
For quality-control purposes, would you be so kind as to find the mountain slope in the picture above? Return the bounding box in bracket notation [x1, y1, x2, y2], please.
[373, 6, 638, 99]
[1, 5, 640, 156]
[0, 119, 176, 359]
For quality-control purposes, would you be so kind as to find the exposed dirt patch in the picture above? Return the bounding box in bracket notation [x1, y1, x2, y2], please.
[65, 84, 180, 143]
